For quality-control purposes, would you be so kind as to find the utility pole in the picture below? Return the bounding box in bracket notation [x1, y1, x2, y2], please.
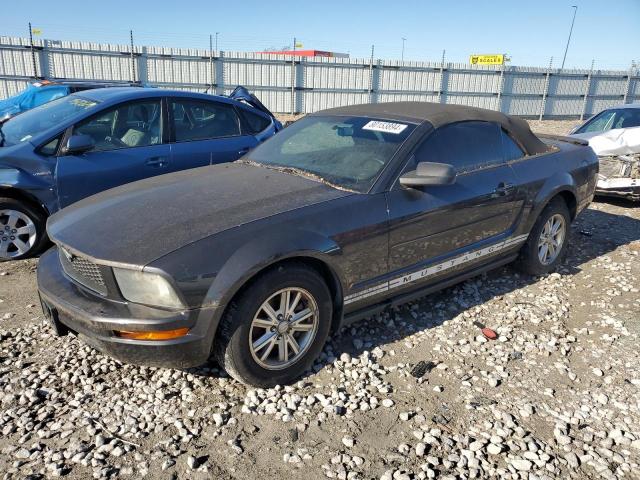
[561, 5, 578, 70]
[129, 30, 136, 82]
[369, 45, 375, 103]
[28, 22, 38, 78]
[401, 37, 406, 62]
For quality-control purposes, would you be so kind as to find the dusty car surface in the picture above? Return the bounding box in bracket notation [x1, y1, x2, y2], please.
[37, 102, 598, 387]
[570, 103, 640, 201]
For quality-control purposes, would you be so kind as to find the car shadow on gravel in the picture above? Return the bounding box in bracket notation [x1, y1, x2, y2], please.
[187, 205, 640, 385]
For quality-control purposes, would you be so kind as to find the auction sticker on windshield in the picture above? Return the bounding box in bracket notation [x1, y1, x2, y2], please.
[362, 120, 408, 134]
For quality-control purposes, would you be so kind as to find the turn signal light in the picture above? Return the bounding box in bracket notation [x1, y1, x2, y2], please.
[114, 328, 189, 341]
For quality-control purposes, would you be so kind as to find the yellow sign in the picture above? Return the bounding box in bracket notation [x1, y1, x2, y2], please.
[32, 28, 42, 35]
[470, 54, 504, 65]
[295, 42, 303, 48]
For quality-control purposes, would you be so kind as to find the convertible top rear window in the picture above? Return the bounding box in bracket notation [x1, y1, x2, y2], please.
[246, 115, 415, 192]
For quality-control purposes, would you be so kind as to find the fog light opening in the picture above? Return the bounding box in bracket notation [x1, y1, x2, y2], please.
[114, 327, 190, 341]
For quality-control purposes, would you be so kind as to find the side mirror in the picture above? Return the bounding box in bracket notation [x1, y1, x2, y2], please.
[399, 162, 456, 188]
[63, 134, 95, 155]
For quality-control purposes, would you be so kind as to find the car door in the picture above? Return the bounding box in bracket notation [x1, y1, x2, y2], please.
[385, 121, 521, 291]
[55, 98, 170, 208]
[168, 98, 258, 171]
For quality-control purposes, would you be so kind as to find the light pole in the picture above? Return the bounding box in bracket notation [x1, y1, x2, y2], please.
[561, 5, 578, 70]
[401, 37, 406, 62]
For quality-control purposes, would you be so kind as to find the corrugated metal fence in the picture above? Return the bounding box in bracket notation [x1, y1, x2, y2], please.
[1, 36, 638, 118]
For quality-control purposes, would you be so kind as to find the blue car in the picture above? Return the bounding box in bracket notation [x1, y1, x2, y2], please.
[0, 80, 143, 121]
[0, 86, 282, 260]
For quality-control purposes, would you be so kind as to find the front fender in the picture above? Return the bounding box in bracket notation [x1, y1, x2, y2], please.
[204, 228, 345, 308]
[0, 166, 57, 212]
[0, 166, 48, 190]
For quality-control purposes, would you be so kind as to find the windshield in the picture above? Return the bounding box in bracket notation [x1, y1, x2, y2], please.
[0, 95, 98, 147]
[245, 115, 416, 192]
[575, 108, 640, 134]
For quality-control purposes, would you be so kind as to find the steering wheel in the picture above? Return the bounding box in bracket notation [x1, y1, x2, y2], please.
[105, 136, 128, 148]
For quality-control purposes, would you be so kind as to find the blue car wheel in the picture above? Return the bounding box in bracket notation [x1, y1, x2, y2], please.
[0, 197, 47, 260]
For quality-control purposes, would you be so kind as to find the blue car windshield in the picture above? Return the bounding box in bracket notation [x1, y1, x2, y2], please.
[245, 115, 416, 192]
[0, 95, 98, 147]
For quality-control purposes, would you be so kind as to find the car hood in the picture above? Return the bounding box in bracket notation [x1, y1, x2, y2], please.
[47, 162, 351, 266]
[570, 131, 602, 141]
[571, 127, 640, 156]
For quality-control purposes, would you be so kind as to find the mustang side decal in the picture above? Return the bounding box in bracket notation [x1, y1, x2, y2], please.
[344, 233, 530, 305]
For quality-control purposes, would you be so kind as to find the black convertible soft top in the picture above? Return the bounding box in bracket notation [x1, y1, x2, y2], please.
[316, 102, 549, 156]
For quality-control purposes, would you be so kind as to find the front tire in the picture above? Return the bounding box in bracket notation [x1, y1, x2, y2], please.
[0, 197, 47, 261]
[517, 197, 571, 275]
[214, 263, 332, 387]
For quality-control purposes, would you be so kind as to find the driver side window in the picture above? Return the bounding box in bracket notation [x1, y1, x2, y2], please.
[412, 121, 503, 173]
[73, 100, 162, 152]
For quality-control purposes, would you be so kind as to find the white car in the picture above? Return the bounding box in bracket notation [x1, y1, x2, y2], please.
[570, 104, 640, 201]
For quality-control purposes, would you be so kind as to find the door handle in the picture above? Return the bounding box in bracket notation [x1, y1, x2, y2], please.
[146, 157, 168, 167]
[493, 182, 515, 197]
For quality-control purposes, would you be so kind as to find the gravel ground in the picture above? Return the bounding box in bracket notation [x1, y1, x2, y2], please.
[1, 121, 639, 480]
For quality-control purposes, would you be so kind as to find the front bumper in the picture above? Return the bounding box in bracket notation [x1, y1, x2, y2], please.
[596, 178, 640, 202]
[37, 247, 222, 369]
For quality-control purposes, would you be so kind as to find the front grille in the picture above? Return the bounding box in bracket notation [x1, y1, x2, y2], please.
[599, 157, 630, 178]
[59, 247, 108, 296]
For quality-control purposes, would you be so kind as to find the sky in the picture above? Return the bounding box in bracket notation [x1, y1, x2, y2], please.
[2, 0, 639, 70]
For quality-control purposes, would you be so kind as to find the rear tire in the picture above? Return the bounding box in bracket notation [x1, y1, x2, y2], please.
[214, 263, 332, 387]
[0, 197, 47, 261]
[517, 197, 571, 275]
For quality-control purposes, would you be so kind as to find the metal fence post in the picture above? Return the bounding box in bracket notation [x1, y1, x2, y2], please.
[580, 59, 594, 120]
[538, 57, 553, 121]
[209, 34, 214, 92]
[290, 48, 296, 115]
[215, 51, 225, 96]
[138, 46, 148, 85]
[623, 61, 634, 104]
[438, 50, 446, 104]
[372, 59, 381, 105]
[39, 38, 51, 79]
[497, 60, 506, 113]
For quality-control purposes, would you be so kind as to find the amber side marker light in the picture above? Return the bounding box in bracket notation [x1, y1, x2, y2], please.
[114, 328, 190, 341]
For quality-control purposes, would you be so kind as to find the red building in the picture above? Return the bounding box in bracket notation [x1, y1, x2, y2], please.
[258, 49, 348, 58]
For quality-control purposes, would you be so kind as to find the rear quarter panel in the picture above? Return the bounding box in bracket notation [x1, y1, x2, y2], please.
[510, 141, 597, 232]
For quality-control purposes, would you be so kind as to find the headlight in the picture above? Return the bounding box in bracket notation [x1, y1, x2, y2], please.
[113, 268, 184, 309]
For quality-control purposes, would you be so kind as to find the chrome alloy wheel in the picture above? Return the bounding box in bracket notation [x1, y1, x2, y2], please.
[537, 214, 566, 265]
[0, 209, 37, 259]
[249, 287, 319, 370]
